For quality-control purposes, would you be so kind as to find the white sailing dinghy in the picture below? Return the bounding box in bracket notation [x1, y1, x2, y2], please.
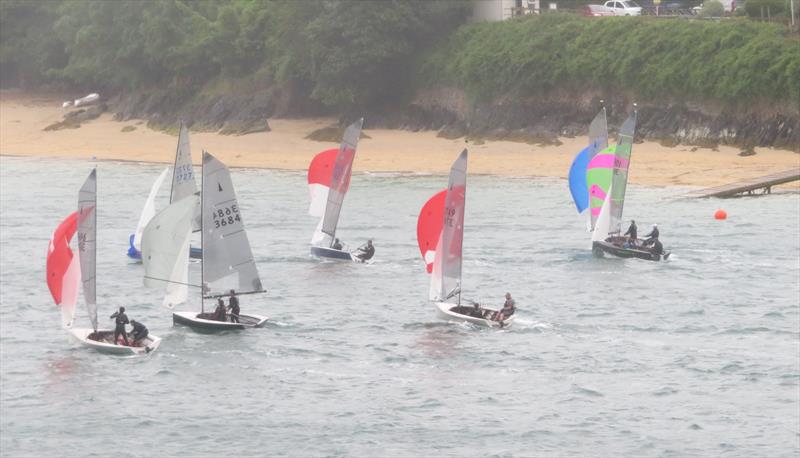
[163, 151, 268, 330]
[416, 149, 515, 328]
[307, 118, 366, 262]
[128, 122, 202, 260]
[47, 169, 162, 355]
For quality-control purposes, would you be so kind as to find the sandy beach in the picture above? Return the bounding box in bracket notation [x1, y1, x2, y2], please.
[1, 91, 797, 188]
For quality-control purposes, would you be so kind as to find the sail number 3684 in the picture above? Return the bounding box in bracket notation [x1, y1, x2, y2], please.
[213, 204, 241, 228]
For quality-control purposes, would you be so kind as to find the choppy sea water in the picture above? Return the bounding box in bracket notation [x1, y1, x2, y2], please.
[0, 154, 798, 457]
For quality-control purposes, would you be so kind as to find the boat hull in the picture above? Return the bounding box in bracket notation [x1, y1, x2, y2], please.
[310, 246, 355, 262]
[434, 302, 515, 328]
[172, 311, 268, 331]
[592, 240, 669, 261]
[69, 328, 162, 355]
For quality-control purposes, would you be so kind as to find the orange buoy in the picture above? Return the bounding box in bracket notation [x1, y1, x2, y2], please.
[714, 209, 727, 220]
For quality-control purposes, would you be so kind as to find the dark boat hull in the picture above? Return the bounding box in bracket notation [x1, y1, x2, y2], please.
[310, 246, 355, 262]
[593, 241, 669, 261]
[172, 311, 268, 331]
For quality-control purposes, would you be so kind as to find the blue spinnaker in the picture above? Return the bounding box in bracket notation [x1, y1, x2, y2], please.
[568, 146, 591, 213]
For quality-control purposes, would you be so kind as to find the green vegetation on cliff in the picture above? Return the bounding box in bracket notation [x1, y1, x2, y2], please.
[1, 2, 797, 112]
[421, 14, 800, 107]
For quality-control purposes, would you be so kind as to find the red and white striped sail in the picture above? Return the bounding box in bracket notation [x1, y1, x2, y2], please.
[307, 148, 338, 217]
[46, 211, 81, 328]
[416, 190, 447, 273]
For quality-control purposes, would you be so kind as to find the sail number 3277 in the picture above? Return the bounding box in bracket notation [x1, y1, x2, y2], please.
[212, 204, 241, 228]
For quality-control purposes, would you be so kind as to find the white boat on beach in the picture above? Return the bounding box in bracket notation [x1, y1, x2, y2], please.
[47, 169, 161, 355]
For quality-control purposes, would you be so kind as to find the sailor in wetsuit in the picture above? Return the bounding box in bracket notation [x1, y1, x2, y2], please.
[130, 320, 148, 344]
[642, 224, 660, 247]
[332, 238, 343, 250]
[227, 289, 240, 323]
[214, 298, 227, 322]
[651, 239, 664, 257]
[354, 240, 375, 261]
[624, 220, 638, 246]
[109, 306, 130, 345]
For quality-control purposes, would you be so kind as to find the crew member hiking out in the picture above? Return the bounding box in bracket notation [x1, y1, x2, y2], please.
[110, 306, 129, 345]
[354, 240, 375, 261]
[643, 224, 660, 246]
[227, 289, 240, 324]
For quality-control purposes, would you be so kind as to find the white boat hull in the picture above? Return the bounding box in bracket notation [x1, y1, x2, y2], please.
[434, 302, 515, 328]
[69, 328, 162, 355]
[172, 311, 268, 331]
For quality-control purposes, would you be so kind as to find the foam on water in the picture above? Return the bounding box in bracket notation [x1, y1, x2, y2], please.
[1, 155, 799, 457]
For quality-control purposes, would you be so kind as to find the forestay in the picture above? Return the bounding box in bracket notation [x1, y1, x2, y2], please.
[201, 152, 263, 296]
[77, 169, 97, 331]
[47, 211, 81, 328]
[132, 168, 169, 251]
[608, 112, 637, 234]
[171, 122, 200, 231]
[430, 149, 468, 303]
[142, 195, 197, 308]
[321, 119, 364, 241]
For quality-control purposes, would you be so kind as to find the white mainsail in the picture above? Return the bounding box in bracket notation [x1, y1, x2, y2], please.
[321, 118, 364, 241]
[592, 181, 613, 243]
[430, 149, 468, 303]
[201, 152, 263, 296]
[171, 122, 200, 231]
[133, 168, 169, 251]
[77, 168, 97, 331]
[142, 195, 197, 308]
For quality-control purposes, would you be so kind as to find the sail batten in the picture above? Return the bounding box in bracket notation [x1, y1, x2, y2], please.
[77, 169, 98, 331]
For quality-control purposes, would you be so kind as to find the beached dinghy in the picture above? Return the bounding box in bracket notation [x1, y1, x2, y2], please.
[128, 122, 202, 260]
[48, 170, 161, 355]
[307, 119, 367, 262]
[145, 152, 267, 331]
[416, 149, 515, 328]
[589, 111, 670, 261]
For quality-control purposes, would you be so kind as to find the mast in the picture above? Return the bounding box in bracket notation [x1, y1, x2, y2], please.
[200, 149, 205, 314]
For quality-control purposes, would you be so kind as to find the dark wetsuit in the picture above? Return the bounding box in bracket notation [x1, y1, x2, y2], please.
[110, 311, 129, 345]
[332, 240, 343, 250]
[228, 295, 240, 323]
[214, 304, 227, 322]
[651, 239, 664, 256]
[356, 245, 375, 261]
[643, 227, 660, 246]
[624, 223, 637, 241]
[131, 321, 148, 342]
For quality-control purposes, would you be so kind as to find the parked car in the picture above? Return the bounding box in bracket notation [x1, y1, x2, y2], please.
[583, 4, 616, 16]
[603, 0, 643, 15]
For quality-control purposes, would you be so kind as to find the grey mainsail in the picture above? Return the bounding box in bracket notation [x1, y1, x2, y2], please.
[201, 152, 263, 296]
[171, 122, 200, 231]
[77, 168, 97, 331]
[430, 149, 468, 303]
[321, 118, 364, 242]
[608, 111, 637, 234]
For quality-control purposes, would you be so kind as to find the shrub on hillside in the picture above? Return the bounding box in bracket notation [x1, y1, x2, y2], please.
[699, 0, 725, 16]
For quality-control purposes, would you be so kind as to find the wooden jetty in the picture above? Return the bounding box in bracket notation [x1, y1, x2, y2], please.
[685, 168, 800, 198]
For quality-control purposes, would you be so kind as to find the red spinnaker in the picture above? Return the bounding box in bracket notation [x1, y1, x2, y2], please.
[307, 149, 338, 187]
[47, 211, 79, 304]
[416, 190, 447, 273]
